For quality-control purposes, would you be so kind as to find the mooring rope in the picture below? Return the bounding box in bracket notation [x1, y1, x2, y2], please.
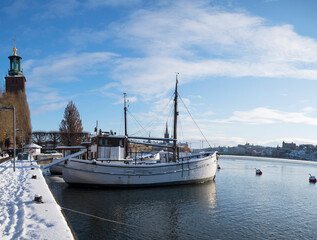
[61, 206, 142, 229]
[60, 205, 192, 239]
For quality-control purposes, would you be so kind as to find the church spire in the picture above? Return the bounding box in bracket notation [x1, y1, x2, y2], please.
[164, 121, 169, 141]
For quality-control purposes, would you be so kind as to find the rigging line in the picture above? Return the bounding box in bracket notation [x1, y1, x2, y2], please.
[178, 94, 212, 149]
[162, 100, 174, 137]
[179, 114, 185, 142]
[130, 92, 175, 136]
[119, 111, 124, 135]
[61, 206, 143, 229]
[127, 110, 148, 136]
[140, 92, 175, 134]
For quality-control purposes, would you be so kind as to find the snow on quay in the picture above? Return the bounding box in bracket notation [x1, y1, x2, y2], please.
[0, 159, 74, 240]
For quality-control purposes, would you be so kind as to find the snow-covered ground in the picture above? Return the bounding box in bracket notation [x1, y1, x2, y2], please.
[0, 159, 74, 240]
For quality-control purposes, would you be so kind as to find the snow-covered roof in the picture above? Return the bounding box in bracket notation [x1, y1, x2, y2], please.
[25, 143, 42, 149]
[91, 134, 126, 139]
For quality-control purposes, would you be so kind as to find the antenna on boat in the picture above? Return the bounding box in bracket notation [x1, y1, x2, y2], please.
[173, 73, 179, 162]
[94, 120, 98, 134]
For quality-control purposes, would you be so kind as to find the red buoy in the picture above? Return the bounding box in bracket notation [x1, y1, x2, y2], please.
[255, 169, 262, 175]
[309, 174, 316, 183]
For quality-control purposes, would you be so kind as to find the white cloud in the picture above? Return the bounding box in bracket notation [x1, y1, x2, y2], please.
[24, 1, 317, 101]
[114, 96, 138, 104]
[303, 106, 315, 112]
[24, 51, 117, 116]
[28, 90, 68, 104]
[215, 107, 317, 125]
[99, 1, 317, 98]
[7, 0, 142, 19]
[188, 94, 203, 99]
[24, 51, 117, 88]
[31, 101, 68, 115]
[91, 82, 121, 99]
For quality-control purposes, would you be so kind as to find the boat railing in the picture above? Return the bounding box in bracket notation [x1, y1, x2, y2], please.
[178, 151, 215, 161]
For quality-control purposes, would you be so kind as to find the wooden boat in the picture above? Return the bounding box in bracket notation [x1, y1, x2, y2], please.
[47, 75, 218, 187]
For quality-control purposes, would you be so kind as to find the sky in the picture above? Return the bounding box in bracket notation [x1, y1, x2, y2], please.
[1, 0, 317, 148]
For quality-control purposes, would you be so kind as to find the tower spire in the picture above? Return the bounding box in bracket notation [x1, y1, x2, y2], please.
[164, 121, 170, 144]
[12, 37, 17, 56]
[8, 38, 23, 76]
[165, 122, 168, 135]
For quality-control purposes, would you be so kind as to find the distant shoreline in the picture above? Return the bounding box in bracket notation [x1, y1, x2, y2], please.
[220, 154, 317, 166]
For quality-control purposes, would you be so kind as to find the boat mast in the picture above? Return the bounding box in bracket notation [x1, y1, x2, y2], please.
[124, 93, 128, 158]
[173, 74, 179, 162]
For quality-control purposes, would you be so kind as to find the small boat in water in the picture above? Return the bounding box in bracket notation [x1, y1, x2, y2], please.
[309, 174, 316, 183]
[45, 75, 218, 187]
[255, 168, 262, 175]
[217, 164, 221, 170]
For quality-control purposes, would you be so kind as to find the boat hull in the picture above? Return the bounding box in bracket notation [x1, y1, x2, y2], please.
[50, 163, 64, 174]
[62, 153, 217, 187]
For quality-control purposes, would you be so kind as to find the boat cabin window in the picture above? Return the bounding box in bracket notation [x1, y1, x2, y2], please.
[97, 137, 124, 147]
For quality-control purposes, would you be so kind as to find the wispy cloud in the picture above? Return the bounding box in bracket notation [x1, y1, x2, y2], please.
[5, 0, 143, 19]
[114, 96, 138, 104]
[97, 0, 317, 98]
[31, 101, 68, 115]
[24, 51, 117, 116]
[24, 1, 317, 101]
[24, 51, 117, 87]
[215, 107, 317, 125]
[28, 90, 68, 104]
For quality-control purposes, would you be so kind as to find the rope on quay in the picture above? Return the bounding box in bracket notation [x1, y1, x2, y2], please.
[61, 206, 143, 229]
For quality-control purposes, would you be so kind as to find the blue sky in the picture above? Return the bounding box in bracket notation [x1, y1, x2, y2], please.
[1, 0, 317, 148]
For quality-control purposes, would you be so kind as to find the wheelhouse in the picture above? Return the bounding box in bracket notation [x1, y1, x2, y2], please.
[91, 132, 127, 160]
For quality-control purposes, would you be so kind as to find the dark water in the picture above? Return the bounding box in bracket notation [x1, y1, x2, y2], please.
[46, 156, 317, 240]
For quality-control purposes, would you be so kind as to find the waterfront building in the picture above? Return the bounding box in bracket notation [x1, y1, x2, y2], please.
[282, 141, 296, 150]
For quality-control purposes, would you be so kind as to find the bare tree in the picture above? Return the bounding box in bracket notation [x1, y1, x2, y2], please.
[59, 101, 84, 146]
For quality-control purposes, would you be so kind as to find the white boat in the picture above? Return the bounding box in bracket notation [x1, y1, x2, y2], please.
[59, 75, 218, 187]
[62, 151, 217, 187]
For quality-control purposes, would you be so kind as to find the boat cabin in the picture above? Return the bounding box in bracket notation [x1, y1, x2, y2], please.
[91, 132, 127, 160]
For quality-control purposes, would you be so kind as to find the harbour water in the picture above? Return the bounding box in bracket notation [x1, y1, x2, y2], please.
[46, 155, 317, 239]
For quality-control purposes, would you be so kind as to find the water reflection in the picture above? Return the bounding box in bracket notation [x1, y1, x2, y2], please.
[48, 156, 317, 239]
[47, 176, 217, 239]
